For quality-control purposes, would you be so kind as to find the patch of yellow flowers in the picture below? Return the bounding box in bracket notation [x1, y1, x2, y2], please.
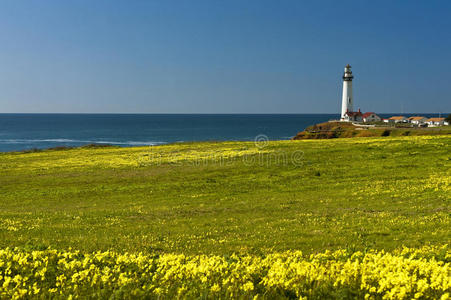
[0, 246, 449, 299]
[2, 142, 274, 170]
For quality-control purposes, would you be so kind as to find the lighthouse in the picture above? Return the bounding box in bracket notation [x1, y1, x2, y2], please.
[341, 64, 354, 119]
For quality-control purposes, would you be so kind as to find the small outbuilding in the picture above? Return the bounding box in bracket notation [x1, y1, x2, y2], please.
[426, 118, 445, 127]
[408, 116, 428, 125]
[362, 112, 381, 123]
[343, 109, 363, 122]
[388, 116, 407, 123]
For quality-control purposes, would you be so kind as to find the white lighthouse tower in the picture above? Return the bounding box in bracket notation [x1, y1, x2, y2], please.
[341, 64, 354, 119]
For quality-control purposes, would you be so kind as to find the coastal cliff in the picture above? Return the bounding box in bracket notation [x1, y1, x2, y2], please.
[292, 121, 451, 139]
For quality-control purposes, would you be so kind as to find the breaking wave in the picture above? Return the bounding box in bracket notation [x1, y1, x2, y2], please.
[0, 139, 166, 146]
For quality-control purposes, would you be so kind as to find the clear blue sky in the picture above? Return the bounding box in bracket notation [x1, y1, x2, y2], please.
[0, 0, 450, 113]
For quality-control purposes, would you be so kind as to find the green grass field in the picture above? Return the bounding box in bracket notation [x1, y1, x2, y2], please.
[0, 136, 449, 255]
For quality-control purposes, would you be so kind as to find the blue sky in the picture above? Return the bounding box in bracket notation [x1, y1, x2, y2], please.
[0, 0, 450, 113]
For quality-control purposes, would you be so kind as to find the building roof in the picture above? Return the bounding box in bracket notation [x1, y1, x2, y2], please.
[388, 116, 406, 120]
[408, 116, 427, 121]
[427, 118, 445, 122]
[362, 112, 378, 118]
[345, 111, 363, 117]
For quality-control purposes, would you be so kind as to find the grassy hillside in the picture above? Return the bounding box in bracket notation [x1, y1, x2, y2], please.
[0, 136, 450, 255]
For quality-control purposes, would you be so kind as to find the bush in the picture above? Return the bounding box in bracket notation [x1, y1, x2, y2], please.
[19, 148, 42, 153]
[81, 143, 115, 149]
[381, 129, 391, 136]
[401, 131, 411, 136]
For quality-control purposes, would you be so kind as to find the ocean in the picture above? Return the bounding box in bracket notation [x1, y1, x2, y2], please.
[0, 113, 442, 152]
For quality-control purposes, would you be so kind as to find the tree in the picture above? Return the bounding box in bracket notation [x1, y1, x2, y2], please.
[446, 113, 451, 123]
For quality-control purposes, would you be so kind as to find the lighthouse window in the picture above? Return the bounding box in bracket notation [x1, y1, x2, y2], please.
[348, 98, 351, 103]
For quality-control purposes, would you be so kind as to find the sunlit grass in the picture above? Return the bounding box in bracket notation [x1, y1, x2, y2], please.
[0, 136, 449, 255]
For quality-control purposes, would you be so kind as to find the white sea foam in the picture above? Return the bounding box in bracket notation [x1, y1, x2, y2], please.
[0, 139, 166, 146]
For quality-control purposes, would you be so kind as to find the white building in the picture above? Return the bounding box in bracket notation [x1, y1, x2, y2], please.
[387, 116, 407, 123]
[343, 109, 363, 122]
[362, 112, 381, 122]
[341, 64, 354, 120]
[408, 116, 427, 125]
[426, 118, 445, 126]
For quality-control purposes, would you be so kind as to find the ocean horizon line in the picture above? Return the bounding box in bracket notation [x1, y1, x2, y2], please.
[0, 112, 448, 115]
